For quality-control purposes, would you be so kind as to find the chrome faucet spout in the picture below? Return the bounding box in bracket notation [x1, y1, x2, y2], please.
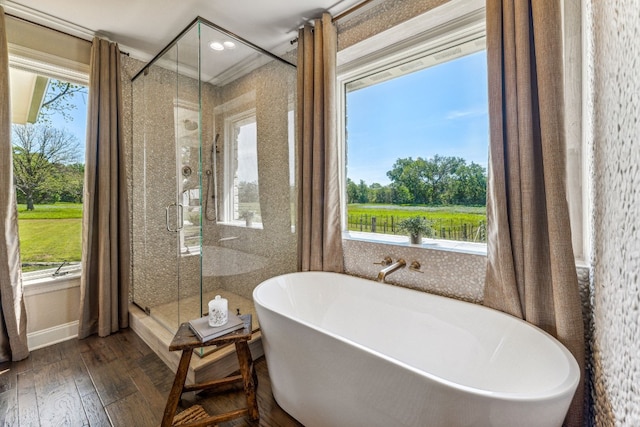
[376, 258, 406, 282]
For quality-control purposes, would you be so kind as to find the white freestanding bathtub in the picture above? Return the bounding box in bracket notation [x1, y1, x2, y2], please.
[253, 272, 579, 427]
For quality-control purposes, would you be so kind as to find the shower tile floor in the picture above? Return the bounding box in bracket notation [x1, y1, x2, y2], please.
[149, 289, 259, 357]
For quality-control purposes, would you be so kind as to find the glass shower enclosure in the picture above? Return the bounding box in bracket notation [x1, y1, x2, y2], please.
[131, 17, 297, 336]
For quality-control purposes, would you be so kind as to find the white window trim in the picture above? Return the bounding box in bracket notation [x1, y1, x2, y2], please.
[22, 268, 81, 295]
[336, 0, 486, 254]
[221, 108, 263, 228]
[9, 51, 89, 87]
[9, 53, 89, 285]
[336, 0, 586, 263]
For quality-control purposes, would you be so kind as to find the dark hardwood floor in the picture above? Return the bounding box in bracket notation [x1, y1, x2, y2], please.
[0, 328, 303, 426]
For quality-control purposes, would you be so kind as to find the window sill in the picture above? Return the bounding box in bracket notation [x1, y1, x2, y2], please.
[218, 220, 264, 230]
[344, 231, 487, 256]
[23, 269, 81, 296]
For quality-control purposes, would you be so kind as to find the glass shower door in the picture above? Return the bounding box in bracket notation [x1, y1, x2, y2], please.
[131, 22, 203, 333]
[174, 23, 204, 329]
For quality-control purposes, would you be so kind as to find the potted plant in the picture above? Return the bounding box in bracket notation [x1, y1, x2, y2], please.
[398, 216, 432, 245]
[240, 210, 254, 227]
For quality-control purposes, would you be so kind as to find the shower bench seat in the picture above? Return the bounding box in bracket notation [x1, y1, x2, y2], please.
[161, 315, 259, 426]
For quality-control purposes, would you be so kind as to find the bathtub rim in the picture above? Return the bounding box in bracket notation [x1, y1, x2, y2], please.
[253, 271, 580, 404]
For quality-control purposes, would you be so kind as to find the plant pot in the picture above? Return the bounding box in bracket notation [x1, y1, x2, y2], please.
[409, 233, 422, 245]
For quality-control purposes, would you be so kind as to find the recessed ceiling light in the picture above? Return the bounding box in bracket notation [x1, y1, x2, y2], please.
[223, 41, 236, 49]
[209, 41, 224, 51]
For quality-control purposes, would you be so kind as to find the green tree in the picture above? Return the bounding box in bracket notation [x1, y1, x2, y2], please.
[444, 162, 486, 205]
[12, 124, 81, 210]
[369, 182, 393, 204]
[37, 80, 87, 124]
[387, 157, 423, 203]
[238, 180, 259, 203]
[357, 179, 369, 203]
[346, 178, 359, 204]
[387, 155, 474, 205]
[57, 163, 85, 203]
[391, 183, 412, 204]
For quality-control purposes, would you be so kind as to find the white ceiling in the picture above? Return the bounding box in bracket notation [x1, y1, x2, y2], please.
[1, 0, 371, 61]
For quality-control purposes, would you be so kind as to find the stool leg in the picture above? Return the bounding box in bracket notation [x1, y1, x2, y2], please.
[161, 349, 193, 427]
[235, 341, 259, 421]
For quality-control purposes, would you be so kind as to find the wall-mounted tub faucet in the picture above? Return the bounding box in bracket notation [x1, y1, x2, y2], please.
[373, 256, 393, 266]
[376, 258, 406, 282]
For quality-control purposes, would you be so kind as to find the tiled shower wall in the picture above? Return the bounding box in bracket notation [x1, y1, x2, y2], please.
[120, 51, 297, 309]
[587, 0, 640, 425]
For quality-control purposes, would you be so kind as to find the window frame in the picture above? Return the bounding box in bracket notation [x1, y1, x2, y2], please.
[8, 53, 89, 284]
[336, 0, 487, 254]
[336, 0, 587, 263]
[221, 108, 262, 228]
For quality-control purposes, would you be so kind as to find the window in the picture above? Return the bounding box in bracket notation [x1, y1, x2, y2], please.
[288, 109, 296, 231]
[9, 59, 88, 278]
[338, 4, 488, 248]
[223, 109, 261, 227]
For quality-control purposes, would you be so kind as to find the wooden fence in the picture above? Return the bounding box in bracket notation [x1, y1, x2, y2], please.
[346, 214, 486, 243]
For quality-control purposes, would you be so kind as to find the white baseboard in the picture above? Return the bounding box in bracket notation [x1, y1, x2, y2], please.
[27, 321, 79, 350]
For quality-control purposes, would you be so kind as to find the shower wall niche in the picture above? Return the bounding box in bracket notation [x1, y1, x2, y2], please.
[131, 17, 297, 334]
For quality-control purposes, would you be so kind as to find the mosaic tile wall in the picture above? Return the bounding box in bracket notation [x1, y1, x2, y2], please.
[120, 55, 143, 303]
[210, 58, 298, 301]
[587, 0, 640, 425]
[336, 0, 449, 51]
[344, 240, 486, 302]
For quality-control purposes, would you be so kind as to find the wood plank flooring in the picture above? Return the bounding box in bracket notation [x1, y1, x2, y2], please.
[0, 328, 303, 426]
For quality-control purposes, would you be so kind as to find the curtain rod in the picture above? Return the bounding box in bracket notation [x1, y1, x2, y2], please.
[289, 0, 376, 44]
[5, 13, 130, 56]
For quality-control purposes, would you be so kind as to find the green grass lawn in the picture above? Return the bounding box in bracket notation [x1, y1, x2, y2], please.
[17, 203, 83, 265]
[347, 203, 487, 242]
[348, 204, 485, 221]
[17, 203, 83, 219]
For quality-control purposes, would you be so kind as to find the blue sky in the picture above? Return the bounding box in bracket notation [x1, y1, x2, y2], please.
[45, 81, 88, 163]
[346, 50, 489, 186]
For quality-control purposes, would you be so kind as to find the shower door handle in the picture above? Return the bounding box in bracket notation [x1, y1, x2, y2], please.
[165, 203, 184, 232]
[176, 203, 184, 231]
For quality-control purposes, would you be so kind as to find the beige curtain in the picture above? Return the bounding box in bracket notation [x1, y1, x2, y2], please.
[0, 5, 29, 362]
[484, 1, 584, 425]
[78, 37, 130, 338]
[296, 13, 344, 272]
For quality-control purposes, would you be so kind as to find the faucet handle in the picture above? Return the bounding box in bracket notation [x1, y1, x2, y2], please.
[409, 261, 423, 273]
[373, 256, 393, 266]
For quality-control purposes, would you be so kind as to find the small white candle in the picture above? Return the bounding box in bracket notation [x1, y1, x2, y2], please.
[208, 295, 228, 327]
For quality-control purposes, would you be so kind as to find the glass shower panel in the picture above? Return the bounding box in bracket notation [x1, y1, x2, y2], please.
[131, 27, 204, 332]
[132, 17, 297, 339]
[175, 23, 203, 328]
[131, 43, 182, 330]
[199, 22, 298, 322]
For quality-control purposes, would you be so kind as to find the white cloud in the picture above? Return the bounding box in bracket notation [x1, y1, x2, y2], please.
[445, 107, 487, 120]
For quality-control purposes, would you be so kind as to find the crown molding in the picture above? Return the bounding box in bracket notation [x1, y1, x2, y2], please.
[1, 0, 94, 40]
[0, 0, 151, 60]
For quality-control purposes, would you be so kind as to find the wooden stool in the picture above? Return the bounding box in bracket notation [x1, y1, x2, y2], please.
[161, 315, 259, 427]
